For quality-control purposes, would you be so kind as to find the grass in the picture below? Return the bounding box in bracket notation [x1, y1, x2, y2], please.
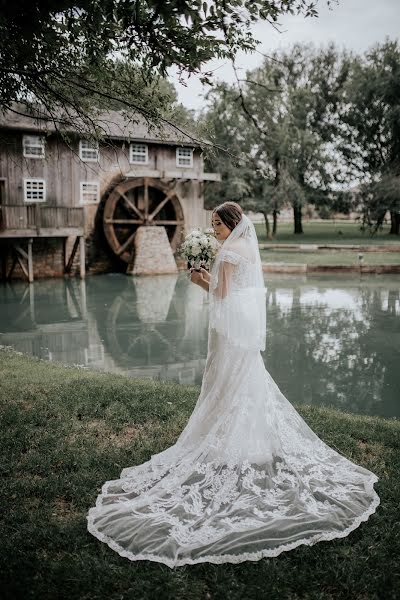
[1, 346, 399, 600]
[260, 249, 400, 266]
[254, 221, 400, 246]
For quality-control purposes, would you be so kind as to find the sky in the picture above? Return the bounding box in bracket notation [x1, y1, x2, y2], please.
[169, 0, 400, 112]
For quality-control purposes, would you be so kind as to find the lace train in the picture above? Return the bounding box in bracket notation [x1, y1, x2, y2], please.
[86, 329, 380, 568]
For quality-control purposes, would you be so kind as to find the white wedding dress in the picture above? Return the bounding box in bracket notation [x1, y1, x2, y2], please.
[86, 215, 380, 568]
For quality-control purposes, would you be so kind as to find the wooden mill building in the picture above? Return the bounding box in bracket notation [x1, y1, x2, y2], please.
[0, 103, 220, 282]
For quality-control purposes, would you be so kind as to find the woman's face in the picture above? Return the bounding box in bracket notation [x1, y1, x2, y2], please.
[212, 212, 232, 241]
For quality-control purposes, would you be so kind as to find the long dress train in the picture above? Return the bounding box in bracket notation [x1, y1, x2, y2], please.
[86, 326, 380, 568]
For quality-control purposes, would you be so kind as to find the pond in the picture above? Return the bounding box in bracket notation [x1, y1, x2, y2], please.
[0, 272, 399, 418]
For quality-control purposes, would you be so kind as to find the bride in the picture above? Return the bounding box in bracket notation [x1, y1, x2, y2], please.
[86, 201, 380, 568]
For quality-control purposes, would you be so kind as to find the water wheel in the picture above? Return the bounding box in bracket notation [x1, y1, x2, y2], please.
[103, 177, 184, 263]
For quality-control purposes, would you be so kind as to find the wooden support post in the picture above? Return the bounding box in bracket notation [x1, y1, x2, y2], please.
[65, 237, 79, 274]
[27, 238, 33, 283]
[16, 253, 29, 279]
[6, 242, 31, 282]
[63, 238, 68, 270]
[79, 236, 86, 279]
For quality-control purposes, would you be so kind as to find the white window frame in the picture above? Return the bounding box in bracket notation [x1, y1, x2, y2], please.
[176, 147, 193, 168]
[129, 143, 148, 164]
[79, 139, 100, 162]
[23, 135, 45, 159]
[23, 178, 46, 203]
[80, 181, 100, 205]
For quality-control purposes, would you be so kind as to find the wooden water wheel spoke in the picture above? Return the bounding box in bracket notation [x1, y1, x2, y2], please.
[103, 177, 184, 263]
[116, 231, 137, 256]
[148, 191, 174, 222]
[120, 192, 144, 219]
[104, 219, 143, 224]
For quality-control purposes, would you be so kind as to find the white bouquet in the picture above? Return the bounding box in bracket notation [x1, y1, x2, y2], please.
[179, 227, 221, 271]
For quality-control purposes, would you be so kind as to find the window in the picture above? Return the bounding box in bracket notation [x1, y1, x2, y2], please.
[80, 181, 99, 204]
[79, 139, 99, 161]
[176, 147, 193, 168]
[23, 135, 45, 158]
[129, 143, 148, 164]
[24, 179, 46, 203]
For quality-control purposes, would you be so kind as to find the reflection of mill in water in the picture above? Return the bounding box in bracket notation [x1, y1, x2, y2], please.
[0, 278, 89, 365]
[0, 273, 209, 385]
[103, 273, 208, 384]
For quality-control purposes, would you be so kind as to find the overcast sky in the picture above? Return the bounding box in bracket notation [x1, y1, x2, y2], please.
[169, 0, 400, 112]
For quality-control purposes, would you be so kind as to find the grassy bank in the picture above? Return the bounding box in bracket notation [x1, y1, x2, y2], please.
[260, 249, 400, 266]
[255, 221, 400, 245]
[0, 347, 399, 600]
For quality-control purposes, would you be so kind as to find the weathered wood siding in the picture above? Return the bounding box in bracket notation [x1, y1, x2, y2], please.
[0, 130, 203, 208]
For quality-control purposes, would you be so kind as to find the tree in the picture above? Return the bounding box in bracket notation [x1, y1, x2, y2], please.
[201, 43, 348, 236]
[243, 43, 353, 234]
[341, 39, 400, 234]
[199, 82, 281, 239]
[0, 0, 327, 139]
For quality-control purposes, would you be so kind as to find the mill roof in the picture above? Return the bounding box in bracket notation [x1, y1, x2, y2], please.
[0, 102, 200, 147]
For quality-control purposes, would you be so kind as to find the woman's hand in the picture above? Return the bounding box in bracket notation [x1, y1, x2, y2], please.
[189, 268, 205, 285]
[199, 267, 211, 283]
[189, 267, 210, 292]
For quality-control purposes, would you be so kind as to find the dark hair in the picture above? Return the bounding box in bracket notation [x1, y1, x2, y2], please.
[212, 201, 243, 231]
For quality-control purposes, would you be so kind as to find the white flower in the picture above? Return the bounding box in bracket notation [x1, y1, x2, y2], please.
[179, 228, 220, 262]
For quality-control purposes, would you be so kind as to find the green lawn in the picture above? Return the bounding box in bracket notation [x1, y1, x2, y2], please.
[260, 249, 400, 266]
[255, 220, 400, 245]
[1, 347, 398, 600]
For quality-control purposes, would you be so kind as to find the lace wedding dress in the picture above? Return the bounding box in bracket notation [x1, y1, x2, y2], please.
[86, 215, 380, 568]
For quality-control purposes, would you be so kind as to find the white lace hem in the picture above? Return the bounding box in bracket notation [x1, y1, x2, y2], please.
[86, 473, 380, 569]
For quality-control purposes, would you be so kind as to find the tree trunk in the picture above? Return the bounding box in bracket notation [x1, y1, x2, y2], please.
[272, 207, 278, 237]
[262, 211, 272, 240]
[272, 157, 280, 238]
[389, 211, 400, 235]
[293, 204, 303, 234]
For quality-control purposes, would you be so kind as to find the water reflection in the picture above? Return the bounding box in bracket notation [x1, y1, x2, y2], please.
[0, 273, 399, 418]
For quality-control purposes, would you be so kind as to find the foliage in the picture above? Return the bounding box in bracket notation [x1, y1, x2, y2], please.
[201, 43, 350, 234]
[202, 39, 400, 235]
[341, 39, 400, 233]
[0, 0, 325, 138]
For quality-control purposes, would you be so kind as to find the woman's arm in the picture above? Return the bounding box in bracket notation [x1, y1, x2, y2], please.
[190, 260, 235, 298]
[212, 261, 234, 299]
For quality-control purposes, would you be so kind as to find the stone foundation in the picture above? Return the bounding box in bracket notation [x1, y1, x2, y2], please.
[127, 226, 178, 275]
